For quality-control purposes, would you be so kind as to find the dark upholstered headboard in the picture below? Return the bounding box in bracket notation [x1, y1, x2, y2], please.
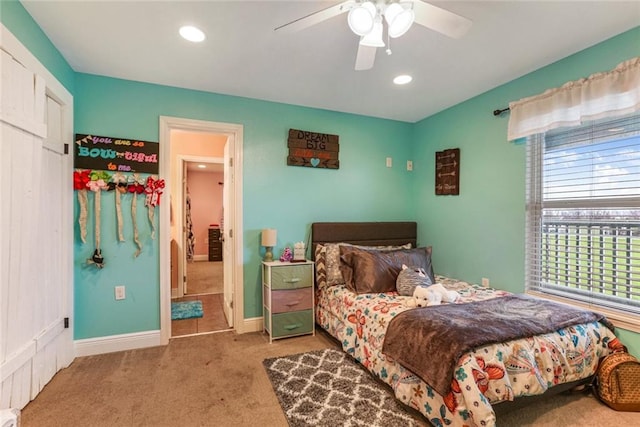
[311, 222, 417, 260]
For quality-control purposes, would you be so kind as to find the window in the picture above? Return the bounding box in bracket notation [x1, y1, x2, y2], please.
[525, 113, 640, 324]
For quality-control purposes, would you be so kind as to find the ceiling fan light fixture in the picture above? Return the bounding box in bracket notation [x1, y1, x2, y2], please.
[347, 1, 376, 36]
[359, 19, 385, 47]
[385, 4, 414, 38]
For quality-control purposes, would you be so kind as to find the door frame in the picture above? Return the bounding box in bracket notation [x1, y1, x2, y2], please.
[176, 154, 224, 297]
[159, 116, 244, 345]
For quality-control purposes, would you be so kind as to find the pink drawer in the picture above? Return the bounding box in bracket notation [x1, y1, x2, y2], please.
[272, 287, 313, 314]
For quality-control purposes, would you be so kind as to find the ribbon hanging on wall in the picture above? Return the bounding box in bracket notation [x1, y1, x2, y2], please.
[144, 176, 165, 240]
[73, 169, 91, 243]
[86, 170, 110, 268]
[128, 173, 146, 257]
[110, 172, 128, 242]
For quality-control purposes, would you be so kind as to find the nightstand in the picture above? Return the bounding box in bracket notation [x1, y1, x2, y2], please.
[262, 260, 315, 343]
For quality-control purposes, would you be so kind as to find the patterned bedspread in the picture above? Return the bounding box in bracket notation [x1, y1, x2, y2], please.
[315, 276, 620, 427]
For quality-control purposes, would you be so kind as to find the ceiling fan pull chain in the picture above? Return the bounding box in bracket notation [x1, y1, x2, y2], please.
[274, 0, 472, 71]
[386, 31, 392, 55]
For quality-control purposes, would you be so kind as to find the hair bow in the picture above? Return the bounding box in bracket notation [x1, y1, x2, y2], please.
[87, 179, 109, 192]
[73, 170, 91, 190]
[144, 176, 165, 207]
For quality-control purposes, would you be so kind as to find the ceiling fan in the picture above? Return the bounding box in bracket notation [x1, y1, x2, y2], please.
[275, 0, 472, 71]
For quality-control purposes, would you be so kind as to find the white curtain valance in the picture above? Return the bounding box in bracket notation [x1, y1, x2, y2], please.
[508, 57, 640, 141]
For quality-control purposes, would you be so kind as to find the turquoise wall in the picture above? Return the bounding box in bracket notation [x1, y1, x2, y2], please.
[73, 73, 415, 338]
[413, 27, 640, 355]
[3, 0, 638, 354]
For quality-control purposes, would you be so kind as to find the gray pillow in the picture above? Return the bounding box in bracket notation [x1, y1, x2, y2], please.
[339, 246, 434, 294]
[324, 242, 412, 287]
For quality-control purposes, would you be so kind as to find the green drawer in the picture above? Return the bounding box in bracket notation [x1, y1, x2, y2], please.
[272, 310, 314, 338]
[271, 264, 312, 290]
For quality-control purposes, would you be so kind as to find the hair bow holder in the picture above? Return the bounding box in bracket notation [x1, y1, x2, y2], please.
[110, 172, 128, 242]
[85, 170, 110, 268]
[144, 176, 164, 240]
[128, 173, 146, 257]
[74, 170, 165, 265]
[73, 170, 91, 243]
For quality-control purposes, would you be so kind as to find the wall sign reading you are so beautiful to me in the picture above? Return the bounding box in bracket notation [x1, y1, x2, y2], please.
[287, 128, 339, 169]
[74, 134, 159, 174]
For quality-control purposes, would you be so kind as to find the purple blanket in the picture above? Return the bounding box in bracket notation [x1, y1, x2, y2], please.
[382, 294, 612, 396]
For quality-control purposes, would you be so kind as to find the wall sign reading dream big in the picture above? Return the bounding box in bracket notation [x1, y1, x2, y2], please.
[74, 134, 159, 173]
[287, 128, 339, 169]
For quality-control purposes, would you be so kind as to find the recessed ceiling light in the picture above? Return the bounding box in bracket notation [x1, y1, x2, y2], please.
[393, 75, 412, 85]
[197, 164, 206, 169]
[179, 25, 205, 43]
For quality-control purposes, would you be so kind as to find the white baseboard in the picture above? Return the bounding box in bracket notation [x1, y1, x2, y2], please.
[241, 317, 263, 333]
[74, 330, 161, 357]
[75, 320, 261, 357]
[193, 255, 208, 261]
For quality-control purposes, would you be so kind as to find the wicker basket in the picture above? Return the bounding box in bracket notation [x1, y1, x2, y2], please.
[596, 351, 640, 412]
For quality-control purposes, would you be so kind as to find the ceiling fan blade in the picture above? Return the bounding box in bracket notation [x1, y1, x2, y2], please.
[354, 43, 377, 71]
[411, 0, 472, 39]
[275, 0, 355, 34]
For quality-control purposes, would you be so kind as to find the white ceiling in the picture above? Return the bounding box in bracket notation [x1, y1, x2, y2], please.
[187, 161, 224, 173]
[21, 1, 640, 123]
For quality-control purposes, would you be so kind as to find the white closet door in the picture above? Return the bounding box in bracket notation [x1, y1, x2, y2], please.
[0, 25, 74, 410]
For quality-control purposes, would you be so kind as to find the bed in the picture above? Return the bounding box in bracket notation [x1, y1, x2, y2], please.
[311, 221, 622, 427]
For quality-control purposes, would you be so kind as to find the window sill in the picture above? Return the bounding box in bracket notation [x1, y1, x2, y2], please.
[526, 290, 640, 334]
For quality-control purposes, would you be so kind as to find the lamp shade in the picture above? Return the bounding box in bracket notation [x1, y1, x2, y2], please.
[347, 1, 376, 36]
[261, 229, 277, 247]
[385, 3, 414, 38]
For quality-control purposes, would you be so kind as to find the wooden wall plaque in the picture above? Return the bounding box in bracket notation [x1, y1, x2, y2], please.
[435, 148, 460, 195]
[287, 128, 339, 169]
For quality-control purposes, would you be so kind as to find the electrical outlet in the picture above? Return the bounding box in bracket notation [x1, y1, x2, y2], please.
[115, 285, 126, 300]
[386, 157, 392, 168]
[481, 278, 490, 287]
[407, 160, 413, 171]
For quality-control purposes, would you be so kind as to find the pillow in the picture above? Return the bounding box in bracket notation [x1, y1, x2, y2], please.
[314, 244, 327, 289]
[324, 242, 412, 287]
[340, 246, 434, 294]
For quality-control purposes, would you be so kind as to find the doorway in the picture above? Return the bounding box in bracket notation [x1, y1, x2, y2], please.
[172, 156, 228, 337]
[158, 116, 244, 345]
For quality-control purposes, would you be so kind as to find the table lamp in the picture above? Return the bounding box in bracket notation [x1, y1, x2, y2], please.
[261, 228, 277, 262]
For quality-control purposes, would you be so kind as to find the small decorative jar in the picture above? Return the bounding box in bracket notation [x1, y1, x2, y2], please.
[293, 241, 306, 261]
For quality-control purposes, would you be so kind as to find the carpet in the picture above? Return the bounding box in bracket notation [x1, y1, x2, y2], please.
[263, 348, 427, 427]
[187, 261, 223, 294]
[171, 300, 203, 320]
